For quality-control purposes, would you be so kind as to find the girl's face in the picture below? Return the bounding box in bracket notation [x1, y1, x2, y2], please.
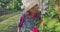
[29, 4, 38, 14]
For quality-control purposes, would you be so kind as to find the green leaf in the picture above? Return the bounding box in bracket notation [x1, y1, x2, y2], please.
[55, 22, 60, 27]
[46, 18, 58, 29]
[55, 26, 60, 32]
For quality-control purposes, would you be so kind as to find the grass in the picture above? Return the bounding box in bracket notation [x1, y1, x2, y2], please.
[0, 12, 20, 22]
[0, 13, 20, 32]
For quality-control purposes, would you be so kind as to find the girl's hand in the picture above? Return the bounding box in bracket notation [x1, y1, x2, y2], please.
[40, 19, 43, 25]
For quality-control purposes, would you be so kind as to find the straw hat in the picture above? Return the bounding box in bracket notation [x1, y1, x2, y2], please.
[21, 0, 38, 11]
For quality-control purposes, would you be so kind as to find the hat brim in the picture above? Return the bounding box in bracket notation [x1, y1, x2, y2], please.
[24, 2, 38, 12]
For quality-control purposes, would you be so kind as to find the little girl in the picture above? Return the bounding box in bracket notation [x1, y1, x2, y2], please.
[17, 0, 43, 32]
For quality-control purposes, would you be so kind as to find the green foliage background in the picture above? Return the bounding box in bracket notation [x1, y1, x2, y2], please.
[42, 0, 60, 32]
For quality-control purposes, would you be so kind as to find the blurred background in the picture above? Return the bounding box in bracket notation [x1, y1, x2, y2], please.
[0, 0, 22, 32]
[0, 0, 60, 32]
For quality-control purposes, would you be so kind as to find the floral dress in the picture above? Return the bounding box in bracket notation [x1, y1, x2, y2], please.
[17, 11, 42, 32]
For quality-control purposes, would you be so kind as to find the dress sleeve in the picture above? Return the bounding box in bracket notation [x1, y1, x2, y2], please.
[17, 14, 24, 28]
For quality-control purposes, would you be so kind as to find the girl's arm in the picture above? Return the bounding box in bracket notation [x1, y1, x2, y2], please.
[39, 19, 43, 32]
[17, 14, 24, 32]
[18, 27, 21, 32]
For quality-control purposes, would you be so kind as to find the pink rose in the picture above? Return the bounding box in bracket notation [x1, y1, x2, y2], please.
[32, 27, 39, 32]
